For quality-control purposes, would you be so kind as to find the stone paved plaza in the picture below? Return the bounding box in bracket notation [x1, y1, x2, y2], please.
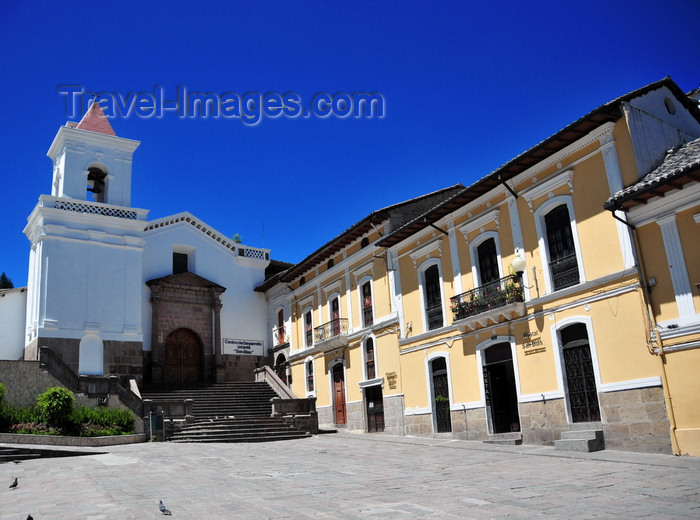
[2, 433, 700, 519]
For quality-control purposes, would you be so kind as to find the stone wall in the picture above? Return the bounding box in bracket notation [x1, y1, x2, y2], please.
[0, 360, 64, 407]
[317, 405, 333, 428]
[599, 386, 671, 454]
[404, 412, 433, 436]
[345, 400, 364, 431]
[450, 407, 489, 441]
[382, 394, 405, 436]
[22, 337, 145, 383]
[221, 354, 264, 381]
[518, 398, 569, 445]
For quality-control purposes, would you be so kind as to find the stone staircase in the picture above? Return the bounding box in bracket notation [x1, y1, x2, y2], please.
[483, 432, 523, 445]
[554, 427, 605, 452]
[141, 382, 310, 443]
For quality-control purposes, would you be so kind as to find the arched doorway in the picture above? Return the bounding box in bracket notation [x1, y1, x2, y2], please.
[163, 328, 202, 383]
[275, 353, 288, 385]
[332, 363, 347, 425]
[483, 342, 520, 434]
[431, 357, 452, 433]
[561, 323, 601, 422]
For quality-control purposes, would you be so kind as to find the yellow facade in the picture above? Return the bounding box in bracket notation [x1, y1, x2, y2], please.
[268, 78, 700, 455]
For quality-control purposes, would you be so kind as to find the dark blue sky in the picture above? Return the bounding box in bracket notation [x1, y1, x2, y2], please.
[1, 1, 698, 287]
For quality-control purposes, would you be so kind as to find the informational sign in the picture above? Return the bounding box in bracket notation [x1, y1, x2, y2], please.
[522, 330, 545, 356]
[223, 338, 264, 356]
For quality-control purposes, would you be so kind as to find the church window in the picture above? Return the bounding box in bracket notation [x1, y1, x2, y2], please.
[173, 252, 189, 274]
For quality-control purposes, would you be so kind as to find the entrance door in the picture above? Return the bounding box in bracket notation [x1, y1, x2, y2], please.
[561, 324, 601, 422]
[483, 343, 520, 434]
[332, 364, 347, 424]
[365, 385, 385, 433]
[163, 328, 202, 383]
[431, 357, 452, 433]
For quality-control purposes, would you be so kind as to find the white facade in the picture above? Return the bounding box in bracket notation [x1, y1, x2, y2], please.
[12, 103, 271, 381]
[0, 288, 27, 360]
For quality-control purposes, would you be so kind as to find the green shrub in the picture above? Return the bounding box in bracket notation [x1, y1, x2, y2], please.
[69, 405, 135, 436]
[0, 382, 6, 402]
[37, 387, 75, 427]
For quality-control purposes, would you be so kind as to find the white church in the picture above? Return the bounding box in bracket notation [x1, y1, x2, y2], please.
[0, 102, 276, 385]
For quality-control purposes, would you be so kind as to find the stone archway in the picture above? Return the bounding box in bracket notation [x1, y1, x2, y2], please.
[147, 272, 225, 384]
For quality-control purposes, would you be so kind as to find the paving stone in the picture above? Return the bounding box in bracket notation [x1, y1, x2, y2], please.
[1, 434, 700, 518]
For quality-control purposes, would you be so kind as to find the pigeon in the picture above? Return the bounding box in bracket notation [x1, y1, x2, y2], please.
[9, 477, 18, 489]
[13, 459, 22, 464]
[159, 499, 172, 515]
[27, 515, 34, 520]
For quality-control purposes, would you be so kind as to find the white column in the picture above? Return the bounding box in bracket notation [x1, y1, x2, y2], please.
[657, 214, 696, 317]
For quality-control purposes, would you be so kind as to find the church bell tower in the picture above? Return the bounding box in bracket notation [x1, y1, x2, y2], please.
[23, 101, 148, 380]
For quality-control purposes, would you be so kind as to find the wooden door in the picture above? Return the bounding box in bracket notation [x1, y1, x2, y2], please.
[365, 385, 384, 432]
[163, 328, 201, 383]
[333, 364, 347, 424]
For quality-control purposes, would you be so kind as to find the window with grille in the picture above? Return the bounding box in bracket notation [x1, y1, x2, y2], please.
[365, 338, 376, 379]
[424, 264, 443, 330]
[545, 205, 579, 291]
[361, 281, 373, 327]
[304, 311, 313, 347]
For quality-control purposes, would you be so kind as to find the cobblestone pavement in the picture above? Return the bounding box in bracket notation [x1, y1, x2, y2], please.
[2, 433, 700, 519]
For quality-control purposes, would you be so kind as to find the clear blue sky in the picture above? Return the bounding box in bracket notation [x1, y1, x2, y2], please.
[1, 1, 698, 287]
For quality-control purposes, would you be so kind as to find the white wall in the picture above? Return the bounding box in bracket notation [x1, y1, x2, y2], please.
[141, 215, 270, 354]
[0, 288, 27, 360]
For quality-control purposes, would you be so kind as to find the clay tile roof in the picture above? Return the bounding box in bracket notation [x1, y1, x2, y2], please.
[604, 137, 700, 211]
[75, 101, 117, 136]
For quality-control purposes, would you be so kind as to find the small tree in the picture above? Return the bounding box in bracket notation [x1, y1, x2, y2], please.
[0, 272, 13, 289]
[232, 233, 243, 244]
[37, 387, 75, 428]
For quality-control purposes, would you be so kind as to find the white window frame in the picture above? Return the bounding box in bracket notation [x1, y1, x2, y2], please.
[469, 231, 504, 288]
[302, 306, 314, 350]
[358, 276, 375, 329]
[304, 356, 316, 397]
[550, 316, 602, 425]
[424, 352, 453, 434]
[533, 195, 586, 294]
[417, 258, 446, 333]
[361, 334, 379, 382]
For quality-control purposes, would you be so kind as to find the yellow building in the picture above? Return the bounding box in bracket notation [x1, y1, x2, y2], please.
[261, 186, 463, 433]
[262, 77, 700, 454]
[605, 136, 700, 455]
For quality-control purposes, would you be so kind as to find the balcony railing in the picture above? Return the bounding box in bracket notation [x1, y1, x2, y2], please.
[426, 303, 444, 330]
[450, 275, 525, 330]
[273, 325, 286, 346]
[550, 253, 580, 291]
[313, 318, 349, 352]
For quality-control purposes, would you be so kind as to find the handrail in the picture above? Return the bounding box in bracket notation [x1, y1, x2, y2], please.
[255, 365, 296, 399]
[313, 318, 349, 343]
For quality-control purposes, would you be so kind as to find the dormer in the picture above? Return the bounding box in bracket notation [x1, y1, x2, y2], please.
[47, 101, 140, 207]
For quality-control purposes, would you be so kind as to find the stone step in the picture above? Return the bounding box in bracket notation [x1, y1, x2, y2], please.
[554, 429, 605, 452]
[483, 432, 522, 445]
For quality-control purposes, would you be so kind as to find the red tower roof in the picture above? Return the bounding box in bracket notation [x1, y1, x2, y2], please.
[75, 101, 116, 136]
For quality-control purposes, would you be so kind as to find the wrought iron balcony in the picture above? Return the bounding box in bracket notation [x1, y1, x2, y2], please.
[273, 325, 287, 346]
[450, 275, 526, 331]
[313, 318, 349, 352]
[550, 253, 580, 291]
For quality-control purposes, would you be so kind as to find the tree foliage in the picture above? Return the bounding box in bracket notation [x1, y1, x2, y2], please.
[0, 272, 13, 289]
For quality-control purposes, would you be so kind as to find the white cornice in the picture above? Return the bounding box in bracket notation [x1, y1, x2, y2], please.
[459, 209, 500, 242]
[521, 169, 574, 212]
[408, 239, 442, 268]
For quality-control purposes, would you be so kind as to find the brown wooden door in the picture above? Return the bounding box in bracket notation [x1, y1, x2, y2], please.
[365, 385, 384, 432]
[163, 328, 202, 383]
[333, 364, 346, 424]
